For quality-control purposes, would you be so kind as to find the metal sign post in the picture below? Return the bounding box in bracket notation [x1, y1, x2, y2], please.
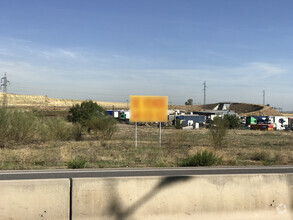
[135, 122, 137, 148]
[159, 122, 161, 147]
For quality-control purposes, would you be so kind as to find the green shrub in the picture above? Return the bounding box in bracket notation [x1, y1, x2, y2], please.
[41, 117, 74, 141]
[250, 151, 277, 165]
[209, 117, 228, 149]
[87, 116, 117, 140]
[0, 108, 82, 147]
[223, 115, 241, 129]
[179, 150, 222, 166]
[175, 119, 183, 129]
[67, 100, 106, 126]
[10, 110, 42, 142]
[251, 151, 269, 161]
[71, 123, 83, 141]
[67, 158, 87, 169]
[0, 108, 42, 147]
[0, 108, 10, 147]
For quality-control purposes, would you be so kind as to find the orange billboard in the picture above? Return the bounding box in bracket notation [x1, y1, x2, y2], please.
[130, 96, 168, 122]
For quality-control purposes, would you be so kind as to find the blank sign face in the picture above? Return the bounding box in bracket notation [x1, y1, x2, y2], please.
[130, 96, 168, 122]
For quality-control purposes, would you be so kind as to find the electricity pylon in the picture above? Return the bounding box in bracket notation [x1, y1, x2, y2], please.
[1, 72, 10, 107]
[203, 81, 207, 110]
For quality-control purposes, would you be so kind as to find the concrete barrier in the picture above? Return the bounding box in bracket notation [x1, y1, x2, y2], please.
[72, 174, 293, 219]
[0, 179, 70, 220]
[1, 174, 292, 219]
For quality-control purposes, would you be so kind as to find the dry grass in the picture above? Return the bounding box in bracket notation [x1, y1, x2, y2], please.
[282, 113, 293, 117]
[0, 123, 292, 170]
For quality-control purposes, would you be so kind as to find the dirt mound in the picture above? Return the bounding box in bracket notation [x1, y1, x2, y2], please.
[1, 93, 127, 109]
[170, 102, 281, 116]
[240, 105, 282, 116]
[169, 103, 218, 112]
[229, 103, 263, 114]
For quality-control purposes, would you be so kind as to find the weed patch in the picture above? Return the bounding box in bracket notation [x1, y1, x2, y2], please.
[87, 116, 117, 140]
[67, 158, 87, 169]
[209, 117, 228, 149]
[179, 150, 222, 166]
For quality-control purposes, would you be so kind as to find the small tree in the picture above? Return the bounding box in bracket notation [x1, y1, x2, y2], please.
[223, 114, 241, 129]
[175, 118, 183, 129]
[87, 116, 117, 140]
[185, 99, 193, 105]
[209, 116, 228, 149]
[67, 100, 106, 126]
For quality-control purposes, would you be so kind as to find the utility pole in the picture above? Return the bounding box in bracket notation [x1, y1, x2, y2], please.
[1, 72, 10, 107]
[263, 90, 265, 106]
[203, 81, 207, 110]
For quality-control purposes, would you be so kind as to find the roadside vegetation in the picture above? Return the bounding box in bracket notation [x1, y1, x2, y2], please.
[0, 108, 78, 148]
[0, 105, 292, 170]
[209, 117, 228, 149]
[179, 150, 222, 166]
[209, 115, 241, 149]
[67, 100, 117, 140]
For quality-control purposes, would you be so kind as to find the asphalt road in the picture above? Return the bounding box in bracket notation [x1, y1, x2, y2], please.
[0, 166, 293, 180]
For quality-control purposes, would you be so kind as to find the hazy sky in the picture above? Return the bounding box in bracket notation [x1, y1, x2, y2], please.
[1, 0, 293, 110]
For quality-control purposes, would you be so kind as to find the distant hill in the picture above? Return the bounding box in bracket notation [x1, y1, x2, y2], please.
[0, 93, 127, 109]
[171, 102, 282, 116]
[1, 93, 282, 116]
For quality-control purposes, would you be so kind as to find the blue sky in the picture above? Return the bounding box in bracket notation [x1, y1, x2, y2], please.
[1, 0, 293, 110]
